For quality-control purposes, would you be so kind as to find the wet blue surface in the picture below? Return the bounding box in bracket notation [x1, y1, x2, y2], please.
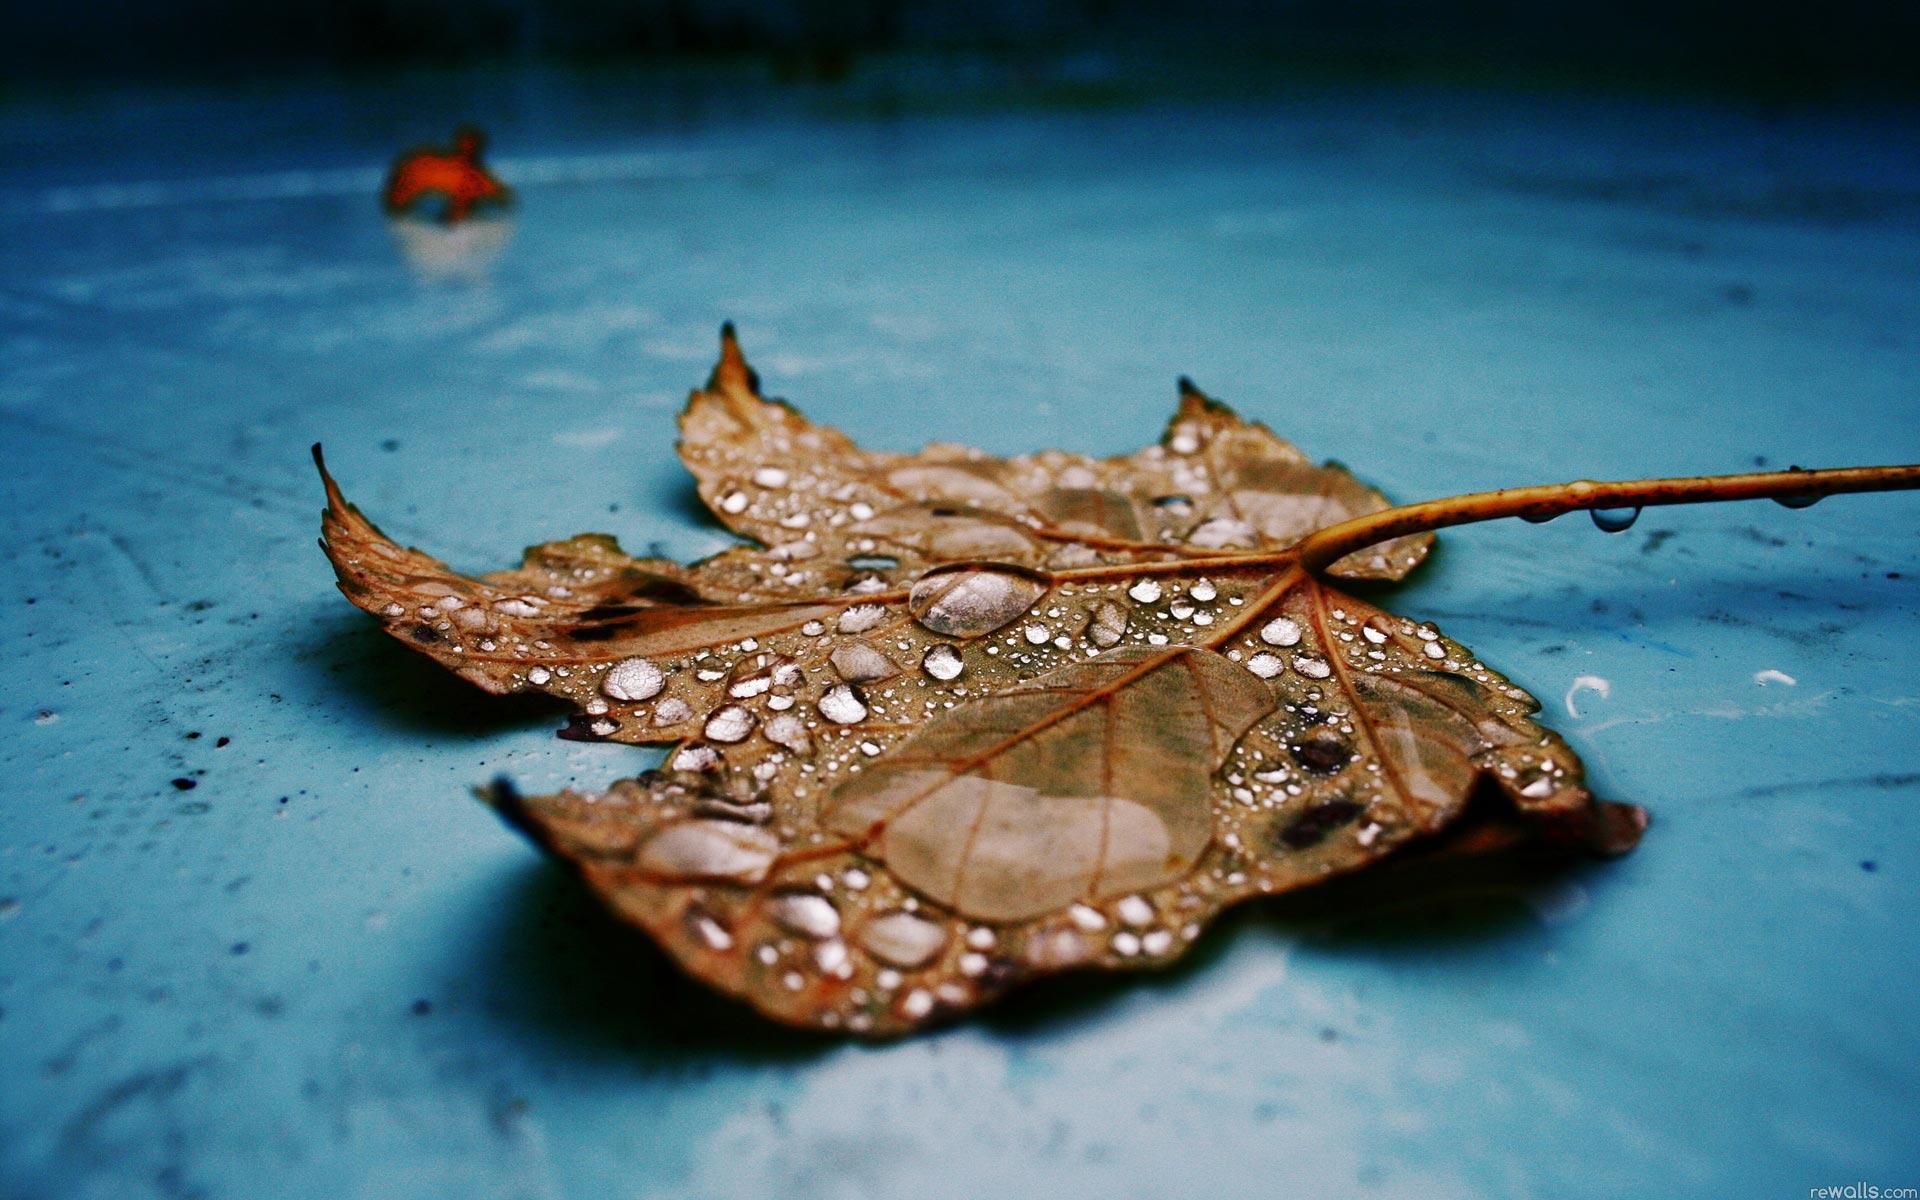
[3, 73, 1918, 1199]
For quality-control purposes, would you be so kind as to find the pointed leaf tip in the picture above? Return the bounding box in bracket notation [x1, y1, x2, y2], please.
[709, 321, 760, 397]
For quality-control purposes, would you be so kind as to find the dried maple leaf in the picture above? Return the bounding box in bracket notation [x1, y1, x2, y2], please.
[317, 325, 1918, 1036]
[382, 125, 511, 223]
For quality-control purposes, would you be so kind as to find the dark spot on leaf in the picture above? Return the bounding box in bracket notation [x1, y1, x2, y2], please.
[1291, 732, 1352, 773]
[1278, 800, 1365, 849]
[409, 623, 443, 644]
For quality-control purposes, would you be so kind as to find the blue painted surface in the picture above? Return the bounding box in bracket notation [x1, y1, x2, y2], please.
[2, 75, 1918, 1199]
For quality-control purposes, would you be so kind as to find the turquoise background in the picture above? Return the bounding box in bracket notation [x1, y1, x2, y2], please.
[3, 73, 1917, 1198]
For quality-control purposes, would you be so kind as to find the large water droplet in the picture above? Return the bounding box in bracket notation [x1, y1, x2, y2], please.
[921, 644, 964, 681]
[765, 713, 811, 752]
[1259, 617, 1302, 647]
[859, 910, 948, 968]
[1245, 653, 1285, 679]
[1128, 580, 1163, 603]
[830, 641, 899, 683]
[602, 657, 665, 702]
[638, 820, 778, 882]
[909, 566, 1045, 637]
[818, 684, 869, 724]
[1589, 506, 1641, 533]
[703, 705, 755, 743]
[837, 604, 887, 633]
[1084, 599, 1128, 648]
[1521, 510, 1560, 524]
[770, 891, 841, 939]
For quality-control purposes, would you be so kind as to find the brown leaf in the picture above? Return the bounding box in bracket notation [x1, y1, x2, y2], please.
[677, 323, 1431, 585]
[319, 326, 1665, 1035]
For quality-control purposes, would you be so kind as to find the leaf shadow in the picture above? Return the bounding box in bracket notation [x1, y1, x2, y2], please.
[978, 829, 1599, 1040]
[295, 606, 566, 739]
[458, 860, 833, 1069]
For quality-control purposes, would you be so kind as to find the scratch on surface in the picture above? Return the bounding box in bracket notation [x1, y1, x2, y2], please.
[1564, 675, 1612, 718]
[1735, 772, 1920, 799]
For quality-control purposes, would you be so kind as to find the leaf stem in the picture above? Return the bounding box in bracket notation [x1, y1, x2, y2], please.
[1294, 464, 1920, 574]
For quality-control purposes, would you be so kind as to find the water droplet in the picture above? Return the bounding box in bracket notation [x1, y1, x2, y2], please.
[818, 684, 869, 724]
[897, 988, 936, 1020]
[761, 713, 811, 753]
[1293, 654, 1332, 679]
[1128, 580, 1163, 603]
[1774, 469, 1822, 508]
[525, 666, 552, 686]
[671, 743, 720, 771]
[849, 501, 876, 520]
[1246, 653, 1285, 678]
[653, 696, 693, 725]
[1023, 624, 1050, 645]
[1115, 895, 1155, 927]
[1189, 518, 1255, 549]
[837, 604, 887, 633]
[752, 466, 789, 488]
[687, 909, 733, 951]
[1521, 510, 1560, 524]
[1169, 430, 1201, 455]
[719, 490, 749, 514]
[1141, 929, 1174, 955]
[639, 820, 778, 882]
[1422, 641, 1446, 660]
[815, 939, 852, 976]
[922, 644, 964, 681]
[909, 567, 1045, 637]
[830, 641, 899, 683]
[1084, 599, 1128, 648]
[860, 910, 948, 968]
[1361, 623, 1389, 645]
[1189, 579, 1217, 602]
[1068, 904, 1106, 931]
[1589, 506, 1641, 533]
[1292, 731, 1352, 772]
[1260, 617, 1302, 647]
[770, 891, 841, 939]
[703, 705, 755, 743]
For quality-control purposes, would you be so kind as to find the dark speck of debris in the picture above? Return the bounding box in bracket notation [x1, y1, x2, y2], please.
[381, 439, 401, 452]
[186, 599, 215, 612]
[411, 999, 433, 1016]
[1641, 530, 1675, 555]
[1319, 1027, 1338, 1043]
[170, 778, 197, 791]
[216, 736, 230, 748]
[185, 731, 202, 740]
[230, 941, 250, 955]
[1753, 455, 1770, 468]
[1862, 860, 1878, 872]
[1891, 573, 1904, 581]
[1722, 283, 1755, 306]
